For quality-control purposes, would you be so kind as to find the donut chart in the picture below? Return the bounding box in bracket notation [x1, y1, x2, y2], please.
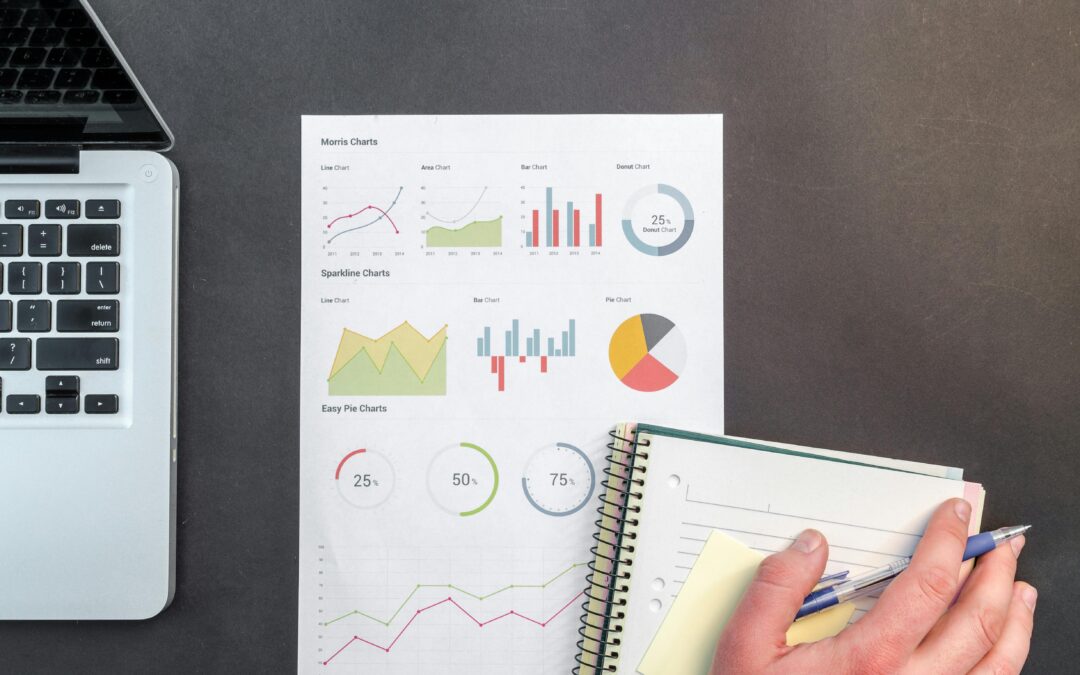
[621, 183, 695, 256]
[608, 314, 686, 392]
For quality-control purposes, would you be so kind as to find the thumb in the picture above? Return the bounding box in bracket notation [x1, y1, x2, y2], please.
[726, 530, 830, 648]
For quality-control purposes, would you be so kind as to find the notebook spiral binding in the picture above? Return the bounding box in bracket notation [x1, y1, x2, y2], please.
[573, 427, 652, 674]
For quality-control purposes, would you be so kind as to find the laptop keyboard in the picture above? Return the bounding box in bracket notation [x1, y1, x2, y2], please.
[0, 196, 120, 416]
[0, 1, 136, 105]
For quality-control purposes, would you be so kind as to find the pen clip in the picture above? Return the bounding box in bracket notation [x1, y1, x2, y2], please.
[814, 570, 850, 590]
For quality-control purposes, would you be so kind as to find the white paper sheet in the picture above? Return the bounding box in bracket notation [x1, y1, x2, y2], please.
[298, 115, 724, 673]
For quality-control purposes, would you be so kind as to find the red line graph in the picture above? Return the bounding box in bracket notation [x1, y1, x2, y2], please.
[321, 589, 585, 665]
[326, 205, 400, 233]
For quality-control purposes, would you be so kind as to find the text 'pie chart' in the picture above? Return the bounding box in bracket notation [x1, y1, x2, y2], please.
[608, 314, 686, 392]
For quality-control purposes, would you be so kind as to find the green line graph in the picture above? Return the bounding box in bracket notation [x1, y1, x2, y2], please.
[321, 561, 586, 627]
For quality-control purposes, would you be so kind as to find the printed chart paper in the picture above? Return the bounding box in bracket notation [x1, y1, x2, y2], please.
[298, 115, 724, 674]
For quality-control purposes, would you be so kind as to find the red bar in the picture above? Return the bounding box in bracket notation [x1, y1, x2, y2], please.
[497, 356, 505, 391]
[573, 209, 581, 247]
[531, 209, 539, 247]
[540, 356, 548, 373]
[490, 355, 498, 374]
[519, 355, 526, 363]
[552, 210, 560, 247]
[595, 194, 603, 246]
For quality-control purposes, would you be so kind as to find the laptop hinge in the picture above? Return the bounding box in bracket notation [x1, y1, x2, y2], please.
[0, 145, 80, 174]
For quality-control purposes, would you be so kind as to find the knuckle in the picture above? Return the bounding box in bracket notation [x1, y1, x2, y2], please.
[971, 604, 1006, 653]
[916, 565, 958, 608]
[755, 555, 798, 592]
[848, 637, 906, 674]
[982, 653, 1022, 675]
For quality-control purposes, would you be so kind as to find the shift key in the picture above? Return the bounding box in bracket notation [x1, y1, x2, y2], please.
[37, 338, 118, 370]
[67, 224, 120, 256]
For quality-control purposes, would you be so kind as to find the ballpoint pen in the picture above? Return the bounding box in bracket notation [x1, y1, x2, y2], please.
[795, 525, 1031, 620]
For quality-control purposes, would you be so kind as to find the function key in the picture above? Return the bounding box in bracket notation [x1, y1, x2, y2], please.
[46, 375, 79, 396]
[0, 338, 31, 370]
[0, 300, 10, 332]
[85, 199, 120, 219]
[5, 200, 40, 219]
[6, 394, 40, 414]
[44, 199, 79, 219]
[0, 224, 22, 255]
[67, 224, 119, 256]
[8, 261, 42, 294]
[27, 224, 61, 256]
[86, 262, 118, 294]
[47, 261, 79, 294]
[16, 299, 51, 332]
[85, 394, 118, 414]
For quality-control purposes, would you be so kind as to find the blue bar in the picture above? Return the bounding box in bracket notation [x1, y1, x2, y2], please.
[566, 201, 573, 247]
[505, 330, 512, 356]
[547, 337, 555, 356]
[569, 319, 576, 356]
[476, 336, 484, 357]
[561, 330, 568, 356]
[525, 232, 532, 247]
[512, 319, 519, 357]
[484, 327, 491, 356]
[589, 224, 595, 247]
[545, 187, 553, 246]
[526, 337, 533, 356]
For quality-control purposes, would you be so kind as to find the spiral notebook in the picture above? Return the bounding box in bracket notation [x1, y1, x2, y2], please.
[575, 423, 984, 674]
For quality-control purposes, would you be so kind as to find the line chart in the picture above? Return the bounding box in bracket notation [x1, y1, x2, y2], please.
[321, 589, 586, 664]
[424, 186, 488, 224]
[321, 561, 585, 627]
[326, 187, 403, 244]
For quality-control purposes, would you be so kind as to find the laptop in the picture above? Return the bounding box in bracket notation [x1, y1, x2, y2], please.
[0, 0, 177, 619]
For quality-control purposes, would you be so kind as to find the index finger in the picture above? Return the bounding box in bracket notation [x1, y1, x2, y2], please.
[841, 499, 971, 666]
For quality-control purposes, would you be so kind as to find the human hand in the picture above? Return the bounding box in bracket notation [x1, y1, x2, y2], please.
[712, 499, 1035, 674]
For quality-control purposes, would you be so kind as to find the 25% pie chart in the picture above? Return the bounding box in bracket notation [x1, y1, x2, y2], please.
[335, 449, 395, 508]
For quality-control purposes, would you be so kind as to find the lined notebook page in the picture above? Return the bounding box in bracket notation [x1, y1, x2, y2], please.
[617, 433, 975, 674]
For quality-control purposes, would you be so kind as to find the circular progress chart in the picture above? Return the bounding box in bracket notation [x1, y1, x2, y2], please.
[608, 313, 687, 392]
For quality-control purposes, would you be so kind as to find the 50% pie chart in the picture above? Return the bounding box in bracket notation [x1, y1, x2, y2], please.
[427, 442, 500, 516]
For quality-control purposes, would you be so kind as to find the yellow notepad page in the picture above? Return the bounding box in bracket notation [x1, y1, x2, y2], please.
[639, 531, 855, 675]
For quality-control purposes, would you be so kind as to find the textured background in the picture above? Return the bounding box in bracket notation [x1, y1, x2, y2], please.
[3, 1, 1078, 671]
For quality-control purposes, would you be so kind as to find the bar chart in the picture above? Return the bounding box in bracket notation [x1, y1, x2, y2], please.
[524, 187, 604, 249]
[475, 318, 577, 391]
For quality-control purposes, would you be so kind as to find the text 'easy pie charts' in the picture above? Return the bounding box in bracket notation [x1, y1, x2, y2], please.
[609, 314, 687, 392]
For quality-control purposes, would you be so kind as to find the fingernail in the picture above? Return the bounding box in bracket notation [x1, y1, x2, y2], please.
[791, 530, 822, 554]
[1021, 586, 1037, 611]
[953, 499, 971, 522]
[1010, 535, 1025, 558]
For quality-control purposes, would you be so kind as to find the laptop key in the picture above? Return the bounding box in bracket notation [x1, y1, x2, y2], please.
[45, 395, 78, 414]
[47, 261, 79, 294]
[0, 68, 16, 87]
[20, 10, 56, 28]
[5, 200, 40, 219]
[0, 90, 22, 104]
[36, 337, 118, 370]
[8, 261, 41, 294]
[67, 224, 119, 256]
[0, 338, 31, 370]
[27, 224, 61, 256]
[64, 26, 98, 47]
[0, 224, 22, 255]
[53, 67, 89, 88]
[26, 90, 61, 104]
[85, 200, 120, 219]
[28, 27, 64, 47]
[86, 262, 118, 293]
[0, 28, 29, 47]
[16, 299, 51, 332]
[46, 45, 81, 66]
[44, 199, 79, 219]
[57, 299, 117, 332]
[62, 89, 98, 104]
[11, 46, 45, 67]
[80, 47, 113, 68]
[46, 375, 79, 396]
[6, 394, 40, 414]
[0, 300, 10, 332]
[85, 394, 118, 414]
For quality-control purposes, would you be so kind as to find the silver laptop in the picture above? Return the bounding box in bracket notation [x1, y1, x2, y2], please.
[0, 0, 177, 619]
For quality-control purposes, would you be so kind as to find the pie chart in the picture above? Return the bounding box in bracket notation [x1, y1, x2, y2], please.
[608, 314, 686, 392]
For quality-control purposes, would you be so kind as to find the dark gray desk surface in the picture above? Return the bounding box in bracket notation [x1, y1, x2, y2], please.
[3, 1, 1078, 672]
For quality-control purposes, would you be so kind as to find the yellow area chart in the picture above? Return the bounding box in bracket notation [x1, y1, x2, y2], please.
[328, 322, 448, 396]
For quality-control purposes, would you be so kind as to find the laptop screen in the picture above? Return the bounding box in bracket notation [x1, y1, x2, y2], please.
[0, 0, 172, 149]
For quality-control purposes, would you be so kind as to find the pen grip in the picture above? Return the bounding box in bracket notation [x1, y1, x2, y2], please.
[962, 532, 995, 561]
